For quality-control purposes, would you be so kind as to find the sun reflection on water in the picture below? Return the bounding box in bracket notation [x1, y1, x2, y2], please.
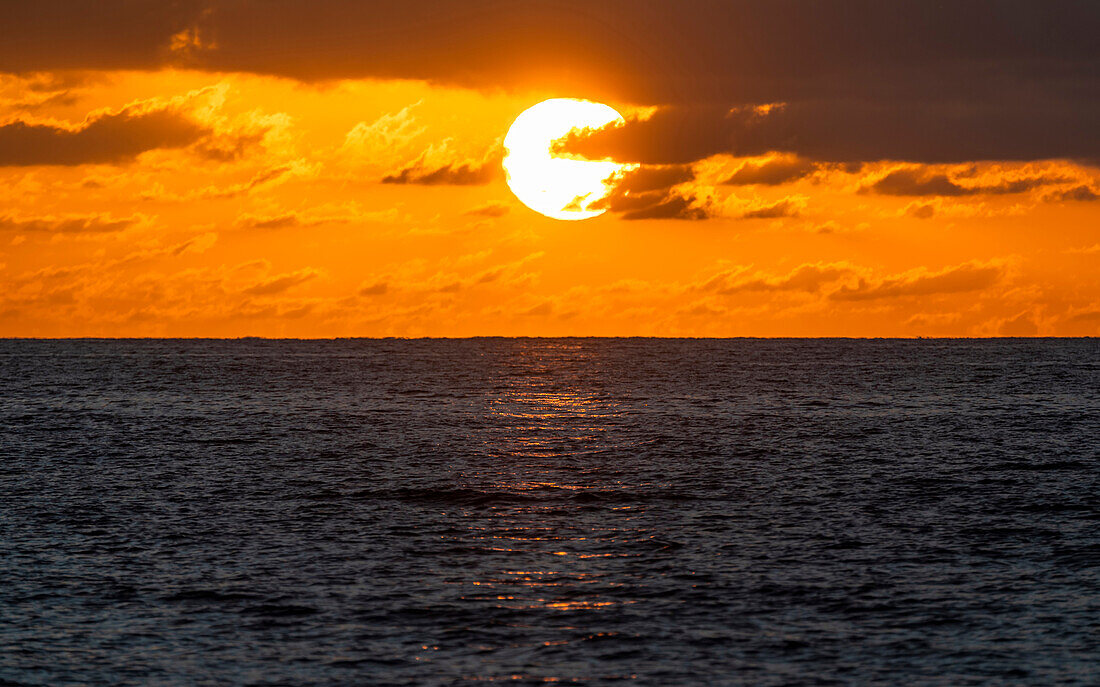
[430, 342, 658, 680]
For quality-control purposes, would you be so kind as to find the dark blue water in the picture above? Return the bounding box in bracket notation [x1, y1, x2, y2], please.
[1, 339, 1098, 685]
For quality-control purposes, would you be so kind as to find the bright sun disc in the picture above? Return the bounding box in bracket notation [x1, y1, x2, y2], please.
[502, 98, 627, 221]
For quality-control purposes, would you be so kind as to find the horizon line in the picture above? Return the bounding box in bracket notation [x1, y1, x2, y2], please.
[1, 336, 1094, 342]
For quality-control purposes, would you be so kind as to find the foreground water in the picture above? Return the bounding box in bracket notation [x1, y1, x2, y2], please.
[1, 338, 1098, 685]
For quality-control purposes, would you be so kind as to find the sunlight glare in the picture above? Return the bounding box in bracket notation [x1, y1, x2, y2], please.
[502, 98, 628, 221]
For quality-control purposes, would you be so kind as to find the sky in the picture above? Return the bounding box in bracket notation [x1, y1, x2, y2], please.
[1, 0, 1098, 337]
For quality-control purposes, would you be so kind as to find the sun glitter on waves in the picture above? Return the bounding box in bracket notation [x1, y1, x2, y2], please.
[502, 98, 630, 221]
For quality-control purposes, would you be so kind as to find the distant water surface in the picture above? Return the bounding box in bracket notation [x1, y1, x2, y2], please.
[1, 338, 1098, 685]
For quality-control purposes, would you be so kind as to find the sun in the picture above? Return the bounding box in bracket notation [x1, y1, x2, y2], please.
[502, 98, 627, 221]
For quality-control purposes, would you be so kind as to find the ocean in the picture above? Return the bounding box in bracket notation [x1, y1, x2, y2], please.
[1, 338, 1097, 685]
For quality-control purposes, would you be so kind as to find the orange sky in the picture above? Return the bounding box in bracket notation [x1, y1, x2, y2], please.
[2, 3, 1098, 337]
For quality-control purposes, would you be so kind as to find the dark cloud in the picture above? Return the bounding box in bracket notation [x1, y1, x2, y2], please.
[236, 213, 306, 230]
[382, 161, 494, 185]
[868, 168, 1065, 197]
[869, 169, 970, 196]
[0, 212, 141, 233]
[591, 164, 802, 220]
[1048, 185, 1099, 202]
[739, 199, 801, 219]
[830, 261, 1004, 301]
[619, 194, 709, 221]
[585, 164, 706, 220]
[0, 105, 206, 166]
[3, 2, 1097, 165]
[563, 100, 1100, 165]
[0, 2, 205, 73]
[610, 164, 695, 193]
[559, 107, 738, 166]
[723, 157, 819, 186]
[382, 151, 502, 186]
[234, 212, 345, 230]
[5, 2, 1095, 100]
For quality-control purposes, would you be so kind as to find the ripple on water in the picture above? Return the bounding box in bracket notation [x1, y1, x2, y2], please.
[1, 338, 1098, 685]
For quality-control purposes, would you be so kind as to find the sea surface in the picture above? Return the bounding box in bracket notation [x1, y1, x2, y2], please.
[1, 338, 1098, 686]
